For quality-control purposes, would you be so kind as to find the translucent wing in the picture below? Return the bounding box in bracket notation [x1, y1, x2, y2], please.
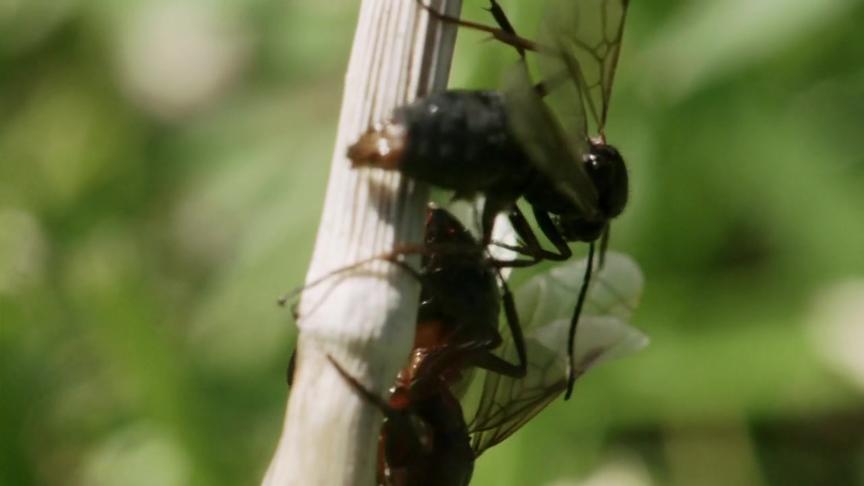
[468, 252, 647, 455]
[499, 0, 629, 217]
[515, 250, 643, 327]
[538, 0, 630, 136]
[501, 63, 599, 217]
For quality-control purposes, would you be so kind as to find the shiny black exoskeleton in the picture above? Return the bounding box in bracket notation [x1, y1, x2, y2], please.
[351, 0, 632, 399]
[416, 206, 522, 363]
[523, 143, 628, 243]
[350, 90, 628, 252]
[388, 91, 534, 201]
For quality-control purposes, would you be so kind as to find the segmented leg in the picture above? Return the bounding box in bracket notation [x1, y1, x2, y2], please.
[564, 241, 595, 400]
[278, 243, 439, 307]
[415, 0, 540, 54]
[598, 224, 611, 269]
[327, 355, 399, 418]
[484, 271, 527, 378]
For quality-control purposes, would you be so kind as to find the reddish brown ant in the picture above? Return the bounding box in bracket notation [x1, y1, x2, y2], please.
[326, 243, 647, 485]
[310, 205, 525, 485]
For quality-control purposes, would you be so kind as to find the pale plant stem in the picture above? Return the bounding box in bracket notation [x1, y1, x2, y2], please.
[261, 1, 461, 485]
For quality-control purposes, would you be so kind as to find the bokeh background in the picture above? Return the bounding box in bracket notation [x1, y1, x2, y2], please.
[2, 0, 863, 485]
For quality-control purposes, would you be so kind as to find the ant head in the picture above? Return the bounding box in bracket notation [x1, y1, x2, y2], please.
[584, 142, 628, 218]
[556, 215, 606, 243]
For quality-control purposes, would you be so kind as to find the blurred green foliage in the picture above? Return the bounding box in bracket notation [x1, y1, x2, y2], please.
[1, 0, 863, 485]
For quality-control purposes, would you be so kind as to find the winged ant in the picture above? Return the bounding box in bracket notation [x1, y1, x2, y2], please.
[348, 0, 632, 398]
[326, 244, 647, 485]
[293, 204, 523, 485]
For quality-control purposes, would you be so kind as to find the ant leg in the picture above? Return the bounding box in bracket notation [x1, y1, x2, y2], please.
[490, 206, 571, 266]
[388, 259, 424, 283]
[487, 206, 566, 268]
[564, 241, 595, 400]
[532, 207, 573, 261]
[486, 0, 524, 57]
[489, 256, 545, 269]
[327, 355, 396, 418]
[423, 269, 528, 378]
[467, 273, 527, 377]
[515, 205, 571, 261]
[480, 198, 540, 268]
[479, 196, 504, 247]
[277, 243, 431, 306]
[415, 0, 540, 54]
[500, 205, 542, 257]
[483, 1, 574, 99]
[498, 274, 527, 377]
[485, 210, 539, 267]
[418, 0, 568, 99]
[328, 355, 432, 468]
[467, 351, 524, 377]
[598, 224, 610, 269]
[487, 0, 516, 35]
[478, 1, 571, 98]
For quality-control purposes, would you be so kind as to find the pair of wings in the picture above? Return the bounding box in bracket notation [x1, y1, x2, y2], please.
[500, 0, 629, 217]
[465, 250, 647, 455]
[416, 0, 635, 456]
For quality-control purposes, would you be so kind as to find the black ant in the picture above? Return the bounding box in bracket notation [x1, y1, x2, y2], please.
[349, 0, 632, 398]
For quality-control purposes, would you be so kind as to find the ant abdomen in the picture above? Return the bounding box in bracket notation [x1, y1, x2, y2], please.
[349, 91, 534, 198]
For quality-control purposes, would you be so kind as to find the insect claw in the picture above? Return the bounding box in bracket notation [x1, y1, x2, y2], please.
[563, 363, 577, 400]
